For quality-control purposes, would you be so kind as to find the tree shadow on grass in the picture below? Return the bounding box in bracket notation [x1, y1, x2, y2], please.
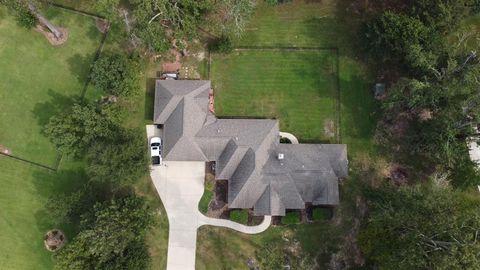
[86, 22, 102, 41]
[31, 164, 88, 235]
[145, 78, 156, 121]
[32, 89, 78, 130]
[67, 53, 94, 86]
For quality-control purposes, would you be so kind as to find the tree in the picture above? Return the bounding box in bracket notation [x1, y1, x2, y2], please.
[90, 52, 139, 96]
[364, 11, 442, 74]
[44, 102, 120, 156]
[209, 35, 233, 53]
[54, 196, 154, 270]
[1, 0, 64, 38]
[360, 182, 480, 269]
[205, 0, 256, 37]
[86, 129, 149, 186]
[94, 0, 120, 23]
[0, 0, 36, 28]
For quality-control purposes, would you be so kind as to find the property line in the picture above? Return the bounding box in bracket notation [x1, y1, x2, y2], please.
[48, 3, 106, 19]
[335, 49, 342, 143]
[80, 26, 110, 99]
[0, 153, 56, 171]
[234, 46, 338, 51]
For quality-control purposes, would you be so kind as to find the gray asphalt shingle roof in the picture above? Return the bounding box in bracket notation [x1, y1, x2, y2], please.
[154, 80, 348, 216]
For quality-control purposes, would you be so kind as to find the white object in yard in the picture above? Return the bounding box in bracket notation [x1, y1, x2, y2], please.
[278, 153, 284, 160]
[163, 73, 178, 80]
[150, 137, 162, 165]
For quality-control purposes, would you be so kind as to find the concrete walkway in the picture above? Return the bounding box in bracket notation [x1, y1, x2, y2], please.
[279, 131, 299, 144]
[146, 125, 271, 270]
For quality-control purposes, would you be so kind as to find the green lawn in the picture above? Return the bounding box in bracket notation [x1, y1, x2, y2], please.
[0, 156, 87, 270]
[212, 50, 338, 142]
[236, 0, 338, 47]
[0, 6, 103, 167]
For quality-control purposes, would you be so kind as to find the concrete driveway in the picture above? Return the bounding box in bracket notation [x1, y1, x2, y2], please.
[147, 126, 271, 270]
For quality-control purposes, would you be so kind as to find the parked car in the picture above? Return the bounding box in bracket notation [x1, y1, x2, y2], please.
[150, 137, 162, 165]
[160, 72, 179, 80]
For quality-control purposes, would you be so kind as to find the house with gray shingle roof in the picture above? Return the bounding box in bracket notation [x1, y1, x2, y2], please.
[154, 80, 348, 216]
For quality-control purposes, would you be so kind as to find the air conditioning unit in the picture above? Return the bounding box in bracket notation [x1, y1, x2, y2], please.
[278, 153, 284, 160]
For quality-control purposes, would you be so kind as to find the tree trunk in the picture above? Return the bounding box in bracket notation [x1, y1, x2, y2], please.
[28, 3, 62, 39]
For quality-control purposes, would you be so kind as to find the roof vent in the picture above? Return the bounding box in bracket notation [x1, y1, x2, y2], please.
[278, 153, 284, 160]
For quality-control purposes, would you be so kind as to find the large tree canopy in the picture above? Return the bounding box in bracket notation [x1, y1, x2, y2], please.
[44, 103, 120, 156]
[364, 11, 441, 74]
[377, 52, 480, 187]
[86, 128, 149, 186]
[360, 182, 480, 269]
[90, 52, 139, 96]
[126, 0, 255, 53]
[54, 196, 154, 270]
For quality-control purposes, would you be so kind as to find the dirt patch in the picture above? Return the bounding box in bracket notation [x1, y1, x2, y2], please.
[34, 25, 68, 46]
[162, 48, 182, 72]
[247, 211, 264, 226]
[44, 229, 66, 252]
[95, 18, 109, 33]
[0, 145, 11, 155]
[209, 88, 215, 113]
[206, 180, 230, 219]
[324, 119, 335, 138]
[385, 163, 409, 185]
[417, 108, 433, 122]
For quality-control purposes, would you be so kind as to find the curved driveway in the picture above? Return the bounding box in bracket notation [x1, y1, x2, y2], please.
[147, 126, 271, 270]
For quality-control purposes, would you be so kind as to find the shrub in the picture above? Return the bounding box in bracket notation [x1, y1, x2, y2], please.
[210, 35, 233, 54]
[17, 10, 37, 29]
[281, 211, 300, 225]
[230, 209, 248, 224]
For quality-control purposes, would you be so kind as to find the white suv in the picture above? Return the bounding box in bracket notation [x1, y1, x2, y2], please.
[150, 137, 162, 165]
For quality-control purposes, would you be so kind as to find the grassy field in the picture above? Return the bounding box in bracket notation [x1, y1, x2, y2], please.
[212, 50, 338, 142]
[0, 6, 103, 167]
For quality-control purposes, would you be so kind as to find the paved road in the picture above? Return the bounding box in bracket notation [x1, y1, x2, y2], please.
[147, 125, 271, 270]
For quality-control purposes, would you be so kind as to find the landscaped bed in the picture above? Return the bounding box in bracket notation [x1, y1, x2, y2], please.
[211, 49, 339, 142]
[0, 6, 103, 167]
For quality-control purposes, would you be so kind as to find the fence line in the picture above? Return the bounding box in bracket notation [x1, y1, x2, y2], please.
[0, 153, 56, 171]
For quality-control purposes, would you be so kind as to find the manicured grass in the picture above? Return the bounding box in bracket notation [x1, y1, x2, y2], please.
[212, 50, 338, 142]
[0, 6, 102, 166]
[281, 211, 301, 225]
[229, 209, 249, 224]
[237, 0, 338, 47]
[0, 156, 87, 270]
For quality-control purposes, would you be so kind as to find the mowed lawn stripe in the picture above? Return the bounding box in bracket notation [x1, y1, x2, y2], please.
[212, 50, 337, 142]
